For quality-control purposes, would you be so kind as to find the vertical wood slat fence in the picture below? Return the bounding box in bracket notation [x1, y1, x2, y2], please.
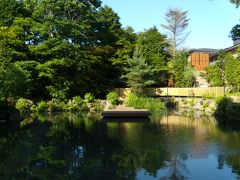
[115, 87, 225, 99]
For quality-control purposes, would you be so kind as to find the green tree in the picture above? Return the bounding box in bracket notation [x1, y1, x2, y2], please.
[121, 51, 156, 95]
[135, 27, 169, 86]
[0, 0, 24, 26]
[171, 51, 196, 87]
[205, 51, 226, 87]
[205, 64, 223, 87]
[22, 0, 124, 98]
[230, 24, 240, 40]
[111, 27, 136, 86]
[0, 0, 137, 101]
[0, 63, 31, 100]
[225, 52, 240, 92]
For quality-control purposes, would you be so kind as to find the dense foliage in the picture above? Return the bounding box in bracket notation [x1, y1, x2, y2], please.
[135, 27, 169, 86]
[170, 51, 196, 87]
[0, 0, 176, 105]
[214, 97, 240, 122]
[126, 93, 166, 111]
[205, 51, 240, 92]
[0, 0, 136, 101]
[204, 51, 226, 87]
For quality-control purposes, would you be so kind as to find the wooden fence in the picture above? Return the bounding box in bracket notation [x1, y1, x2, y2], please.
[115, 87, 225, 99]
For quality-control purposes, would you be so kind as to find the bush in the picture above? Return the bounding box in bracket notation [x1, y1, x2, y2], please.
[90, 99, 104, 112]
[188, 99, 195, 107]
[202, 101, 209, 111]
[202, 93, 214, 100]
[35, 101, 48, 113]
[126, 94, 166, 111]
[182, 98, 188, 105]
[107, 92, 120, 106]
[65, 96, 88, 112]
[84, 93, 95, 103]
[15, 98, 33, 115]
[214, 97, 240, 122]
[47, 100, 65, 112]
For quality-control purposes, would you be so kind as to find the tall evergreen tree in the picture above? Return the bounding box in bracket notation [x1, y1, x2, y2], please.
[121, 51, 156, 95]
[135, 27, 169, 86]
[170, 51, 196, 87]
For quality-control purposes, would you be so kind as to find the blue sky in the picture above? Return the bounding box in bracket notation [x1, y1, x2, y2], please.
[101, 0, 240, 49]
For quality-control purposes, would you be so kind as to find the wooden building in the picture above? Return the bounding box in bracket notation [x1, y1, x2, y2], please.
[189, 49, 218, 71]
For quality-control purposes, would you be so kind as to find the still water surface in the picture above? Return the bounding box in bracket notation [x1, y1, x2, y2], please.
[0, 111, 240, 179]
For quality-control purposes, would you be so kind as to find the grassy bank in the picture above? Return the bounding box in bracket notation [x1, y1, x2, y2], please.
[126, 94, 166, 111]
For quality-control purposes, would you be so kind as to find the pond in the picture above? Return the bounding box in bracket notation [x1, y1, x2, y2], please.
[0, 111, 240, 179]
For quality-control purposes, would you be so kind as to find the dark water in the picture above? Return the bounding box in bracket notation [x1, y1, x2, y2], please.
[0, 112, 240, 180]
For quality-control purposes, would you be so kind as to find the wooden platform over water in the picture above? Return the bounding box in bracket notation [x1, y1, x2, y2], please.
[102, 106, 150, 118]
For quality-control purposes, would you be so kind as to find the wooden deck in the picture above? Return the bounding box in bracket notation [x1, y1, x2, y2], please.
[102, 106, 150, 118]
[102, 109, 150, 117]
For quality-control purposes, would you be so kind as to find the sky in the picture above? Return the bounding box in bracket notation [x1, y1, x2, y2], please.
[101, 0, 240, 49]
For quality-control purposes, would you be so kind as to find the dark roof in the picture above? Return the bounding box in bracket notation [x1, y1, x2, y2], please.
[210, 43, 240, 58]
[189, 48, 219, 54]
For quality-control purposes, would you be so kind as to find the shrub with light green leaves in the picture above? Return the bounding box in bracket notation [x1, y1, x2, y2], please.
[65, 96, 88, 112]
[47, 100, 65, 112]
[15, 98, 33, 115]
[35, 101, 48, 113]
[127, 94, 166, 111]
[84, 93, 95, 103]
[90, 99, 104, 112]
[107, 92, 120, 105]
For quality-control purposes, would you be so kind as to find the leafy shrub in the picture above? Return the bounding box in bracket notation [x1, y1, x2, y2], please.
[65, 96, 88, 112]
[188, 99, 195, 106]
[90, 99, 104, 112]
[202, 101, 209, 110]
[107, 92, 120, 105]
[202, 93, 214, 100]
[35, 101, 48, 113]
[226, 102, 240, 120]
[84, 93, 95, 103]
[15, 98, 33, 115]
[127, 94, 166, 111]
[182, 98, 188, 105]
[47, 100, 65, 112]
[215, 97, 240, 122]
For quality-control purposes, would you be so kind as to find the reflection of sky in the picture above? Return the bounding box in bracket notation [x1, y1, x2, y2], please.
[137, 155, 237, 180]
[126, 114, 240, 180]
[186, 154, 236, 180]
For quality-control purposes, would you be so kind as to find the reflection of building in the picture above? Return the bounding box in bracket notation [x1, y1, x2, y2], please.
[191, 128, 208, 159]
[161, 115, 209, 159]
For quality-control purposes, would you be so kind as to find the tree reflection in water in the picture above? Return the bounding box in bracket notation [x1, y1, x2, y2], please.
[0, 111, 239, 179]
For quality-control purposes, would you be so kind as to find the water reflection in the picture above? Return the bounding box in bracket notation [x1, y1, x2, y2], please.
[0, 111, 240, 179]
